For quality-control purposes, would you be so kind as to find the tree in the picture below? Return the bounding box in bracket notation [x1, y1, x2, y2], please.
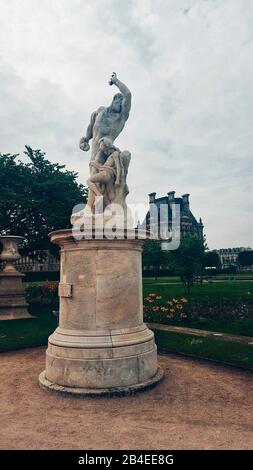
[0, 146, 87, 256]
[238, 250, 253, 267]
[167, 235, 206, 294]
[203, 250, 221, 269]
[142, 240, 169, 279]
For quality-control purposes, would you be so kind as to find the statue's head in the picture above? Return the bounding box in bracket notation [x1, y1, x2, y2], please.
[99, 137, 116, 156]
[110, 93, 123, 113]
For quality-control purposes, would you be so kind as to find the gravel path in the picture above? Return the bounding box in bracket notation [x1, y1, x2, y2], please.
[0, 347, 252, 450]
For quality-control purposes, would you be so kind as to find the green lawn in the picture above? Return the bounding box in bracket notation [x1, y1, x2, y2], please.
[151, 327, 253, 370]
[214, 273, 253, 280]
[0, 309, 57, 353]
[143, 278, 253, 299]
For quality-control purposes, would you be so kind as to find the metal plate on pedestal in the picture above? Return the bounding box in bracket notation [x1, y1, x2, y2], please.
[58, 283, 72, 298]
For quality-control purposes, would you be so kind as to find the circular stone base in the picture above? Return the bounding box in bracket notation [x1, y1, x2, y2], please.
[39, 367, 164, 398]
[0, 310, 34, 321]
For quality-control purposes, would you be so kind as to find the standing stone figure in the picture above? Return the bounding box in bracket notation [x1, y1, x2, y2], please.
[79, 73, 132, 216]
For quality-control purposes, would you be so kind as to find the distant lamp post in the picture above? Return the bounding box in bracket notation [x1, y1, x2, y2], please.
[0, 235, 32, 320]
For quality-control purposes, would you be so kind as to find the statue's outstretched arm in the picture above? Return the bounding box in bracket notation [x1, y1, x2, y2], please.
[79, 111, 97, 151]
[109, 73, 132, 120]
[85, 111, 97, 142]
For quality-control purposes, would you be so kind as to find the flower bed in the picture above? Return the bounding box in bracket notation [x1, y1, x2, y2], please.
[144, 293, 189, 324]
[144, 292, 253, 327]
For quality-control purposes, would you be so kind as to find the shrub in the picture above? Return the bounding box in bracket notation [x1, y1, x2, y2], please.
[25, 281, 59, 308]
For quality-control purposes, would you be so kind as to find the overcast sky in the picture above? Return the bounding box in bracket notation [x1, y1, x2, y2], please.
[0, 0, 252, 249]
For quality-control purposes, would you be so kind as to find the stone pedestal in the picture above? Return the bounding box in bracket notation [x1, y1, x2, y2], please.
[0, 236, 31, 320]
[39, 229, 163, 396]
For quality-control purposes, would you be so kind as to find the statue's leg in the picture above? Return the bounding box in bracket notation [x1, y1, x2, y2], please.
[89, 171, 110, 186]
[86, 170, 109, 205]
[87, 180, 102, 197]
[86, 188, 96, 210]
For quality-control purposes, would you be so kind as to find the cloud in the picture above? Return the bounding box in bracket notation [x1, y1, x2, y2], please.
[0, 0, 252, 248]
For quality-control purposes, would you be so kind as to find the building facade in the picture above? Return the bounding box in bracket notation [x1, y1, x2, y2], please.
[214, 247, 252, 268]
[140, 191, 204, 240]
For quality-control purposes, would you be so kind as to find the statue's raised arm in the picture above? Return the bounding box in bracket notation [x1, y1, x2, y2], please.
[109, 72, 132, 121]
[80, 73, 132, 158]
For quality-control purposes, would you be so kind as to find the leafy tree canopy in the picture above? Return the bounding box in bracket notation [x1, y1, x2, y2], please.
[0, 146, 87, 256]
[203, 250, 221, 268]
[168, 235, 206, 294]
[142, 240, 170, 278]
[238, 250, 253, 267]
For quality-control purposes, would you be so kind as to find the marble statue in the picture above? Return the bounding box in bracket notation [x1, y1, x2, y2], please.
[79, 73, 132, 216]
[39, 73, 163, 396]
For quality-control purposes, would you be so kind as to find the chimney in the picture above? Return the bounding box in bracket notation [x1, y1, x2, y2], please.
[198, 217, 204, 239]
[167, 191, 175, 202]
[148, 192, 156, 204]
[182, 193, 190, 210]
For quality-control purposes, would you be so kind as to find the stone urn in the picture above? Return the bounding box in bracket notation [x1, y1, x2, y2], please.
[0, 235, 31, 320]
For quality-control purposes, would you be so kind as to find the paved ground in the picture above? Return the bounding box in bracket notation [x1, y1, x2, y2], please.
[0, 347, 253, 450]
